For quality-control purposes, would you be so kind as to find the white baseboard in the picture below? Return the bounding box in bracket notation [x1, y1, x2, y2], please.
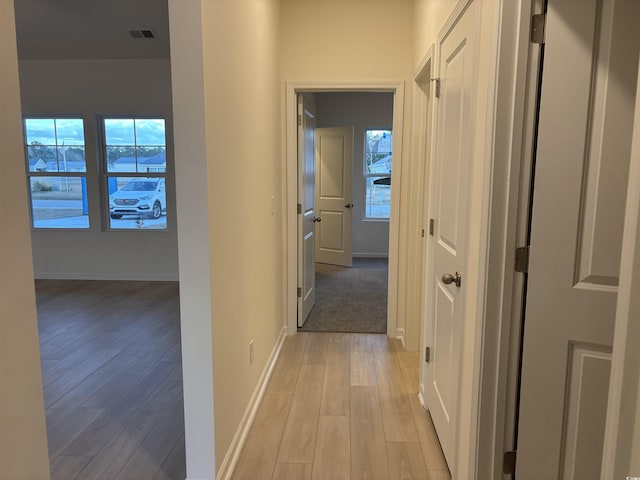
[352, 252, 389, 258]
[215, 326, 287, 480]
[34, 272, 179, 281]
[418, 390, 427, 409]
[396, 328, 406, 349]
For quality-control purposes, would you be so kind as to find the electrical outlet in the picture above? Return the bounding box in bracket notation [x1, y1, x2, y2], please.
[271, 196, 276, 216]
[249, 340, 254, 365]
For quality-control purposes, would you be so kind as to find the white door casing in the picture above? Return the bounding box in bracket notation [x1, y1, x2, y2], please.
[516, 0, 640, 478]
[285, 82, 405, 338]
[297, 94, 317, 327]
[424, 0, 477, 471]
[315, 127, 354, 267]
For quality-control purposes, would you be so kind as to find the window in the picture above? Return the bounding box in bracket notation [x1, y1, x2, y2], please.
[364, 129, 392, 219]
[101, 118, 167, 230]
[24, 117, 89, 229]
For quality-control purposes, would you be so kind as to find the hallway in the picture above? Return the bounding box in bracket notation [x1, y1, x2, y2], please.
[232, 332, 450, 480]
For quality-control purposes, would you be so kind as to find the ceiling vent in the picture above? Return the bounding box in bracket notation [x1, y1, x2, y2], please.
[129, 29, 156, 39]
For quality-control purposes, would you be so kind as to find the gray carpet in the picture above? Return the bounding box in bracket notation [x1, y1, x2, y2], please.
[299, 257, 388, 333]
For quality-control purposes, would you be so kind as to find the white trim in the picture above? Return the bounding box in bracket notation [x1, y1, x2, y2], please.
[285, 81, 405, 339]
[474, 0, 543, 479]
[352, 252, 389, 258]
[216, 327, 287, 480]
[34, 272, 179, 281]
[415, 44, 437, 436]
[396, 328, 406, 349]
[418, 391, 427, 410]
[601, 52, 640, 480]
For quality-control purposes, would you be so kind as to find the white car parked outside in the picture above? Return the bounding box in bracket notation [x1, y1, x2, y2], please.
[109, 178, 165, 220]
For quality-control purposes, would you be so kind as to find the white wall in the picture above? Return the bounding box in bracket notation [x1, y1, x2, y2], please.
[169, 0, 284, 474]
[202, 0, 283, 469]
[18, 59, 178, 280]
[413, 0, 459, 66]
[316, 92, 393, 256]
[280, 0, 414, 338]
[0, 1, 50, 478]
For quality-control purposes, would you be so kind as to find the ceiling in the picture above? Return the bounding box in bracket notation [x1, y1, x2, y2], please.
[13, 0, 170, 60]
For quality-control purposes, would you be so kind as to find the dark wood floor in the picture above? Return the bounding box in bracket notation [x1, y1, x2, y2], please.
[36, 280, 185, 480]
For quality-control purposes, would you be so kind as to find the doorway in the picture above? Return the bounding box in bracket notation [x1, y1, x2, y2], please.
[285, 82, 406, 338]
[299, 92, 394, 334]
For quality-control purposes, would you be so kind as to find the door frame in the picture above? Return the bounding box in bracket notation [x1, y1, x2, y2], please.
[285, 81, 405, 337]
[414, 0, 544, 477]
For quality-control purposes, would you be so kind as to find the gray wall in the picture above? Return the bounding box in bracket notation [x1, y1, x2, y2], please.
[19, 59, 178, 280]
[316, 92, 393, 256]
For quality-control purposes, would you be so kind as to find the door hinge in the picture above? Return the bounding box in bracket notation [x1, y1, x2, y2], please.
[297, 287, 302, 298]
[531, 13, 546, 44]
[503, 450, 517, 475]
[429, 218, 435, 236]
[421, 228, 425, 238]
[425, 346, 431, 363]
[297, 203, 302, 214]
[431, 78, 441, 98]
[515, 246, 530, 273]
[297, 114, 303, 126]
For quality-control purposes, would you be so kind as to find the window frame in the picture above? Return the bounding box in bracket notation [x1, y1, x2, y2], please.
[363, 126, 393, 221]
[23, 114, 90, 231]
[98, 115, 169, 232]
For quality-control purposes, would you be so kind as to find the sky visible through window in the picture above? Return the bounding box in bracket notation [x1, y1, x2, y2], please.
[104, 119, 166, 146]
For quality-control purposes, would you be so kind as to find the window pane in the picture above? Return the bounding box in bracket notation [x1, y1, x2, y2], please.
[55, 118, 85, 145]
[28, 144, 58, 172]
[137, 146, 166, 173]
[365, 177, 391, 219]
[104, 119, 135, 145]
[365, 129, 393, 174]
[25, 118, 56, 145]
[108, 176, 167, 230]
[57, 146, 86, 172]
[135, 119, 166, 146]
[30, 176, 89, 229]
[106, 146, 137, 172]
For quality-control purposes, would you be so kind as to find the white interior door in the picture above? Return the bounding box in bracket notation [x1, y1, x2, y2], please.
[298, 93, 317, 327]
[423, 1, 477, 470]
[315, 127, 353, 267]
[516, 1, 640, 478]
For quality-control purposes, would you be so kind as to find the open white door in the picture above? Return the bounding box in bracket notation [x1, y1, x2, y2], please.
[516, 1, 640, 478]
[315, 127, 353, 267]
[423, 0, 477, 471]
[297, 94, 317, 327]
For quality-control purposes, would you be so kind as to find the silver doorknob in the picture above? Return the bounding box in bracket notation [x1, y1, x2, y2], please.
[345, 203, 354, 209]
[313, 216, 322, 223]
[442, 272, 462, 287]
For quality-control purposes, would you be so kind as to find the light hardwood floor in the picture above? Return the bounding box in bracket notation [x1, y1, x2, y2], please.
[36, 280, 185, 480]
[36, 281, 450, 480]
[232, 332, 451, 480]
